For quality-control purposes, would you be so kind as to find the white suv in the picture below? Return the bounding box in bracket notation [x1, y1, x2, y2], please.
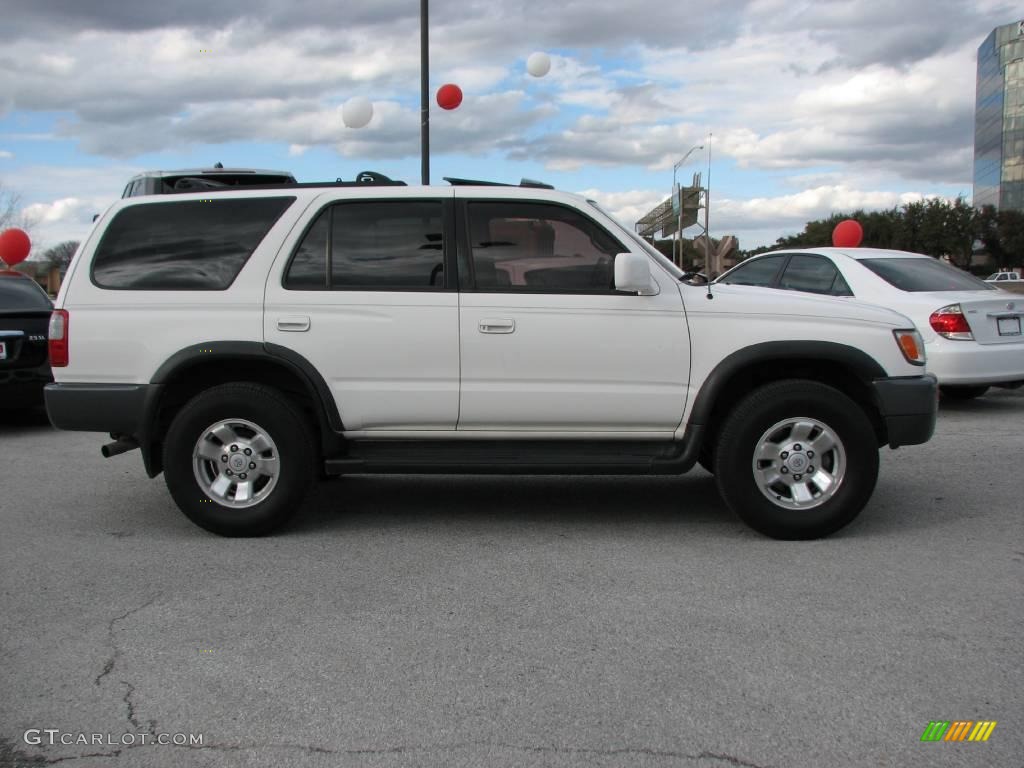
[45, 177, 937, 540]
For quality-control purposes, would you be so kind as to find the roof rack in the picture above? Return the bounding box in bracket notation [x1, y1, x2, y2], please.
[167, 170, 407, 194]
[444, 176, 555, 190]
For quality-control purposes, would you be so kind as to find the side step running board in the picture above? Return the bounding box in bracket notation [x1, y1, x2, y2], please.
[323, 430, 703, 477]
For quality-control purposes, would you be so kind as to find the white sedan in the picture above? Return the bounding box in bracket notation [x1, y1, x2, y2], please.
[716, 248, 1024, 399]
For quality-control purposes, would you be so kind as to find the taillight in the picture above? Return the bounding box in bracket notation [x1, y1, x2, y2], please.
[893, 329, 926, 365]
[929, 304, 973, 340]
[48, 309, 69, 367]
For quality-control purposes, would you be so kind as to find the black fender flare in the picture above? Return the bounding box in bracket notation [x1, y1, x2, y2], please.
[687, 340, 886, 427]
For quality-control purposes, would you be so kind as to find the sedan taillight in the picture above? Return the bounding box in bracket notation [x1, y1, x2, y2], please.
[48, 309, 69, 367]
[929, 304, 973, 341]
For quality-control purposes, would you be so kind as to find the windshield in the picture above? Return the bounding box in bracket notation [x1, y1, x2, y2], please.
[586, 200, 684, 279]
[859, 258, 993, 292]
[0, 277, 53, 310]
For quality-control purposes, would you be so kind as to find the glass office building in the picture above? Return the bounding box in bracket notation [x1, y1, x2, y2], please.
[974, 21, 1024, 211]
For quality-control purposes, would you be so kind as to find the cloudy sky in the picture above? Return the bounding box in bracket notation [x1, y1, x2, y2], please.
[0, 0, 1018, 254]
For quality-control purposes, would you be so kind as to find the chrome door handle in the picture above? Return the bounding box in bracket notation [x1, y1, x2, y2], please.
[277, 316, 310, 332]
[479, 319, 515, 334]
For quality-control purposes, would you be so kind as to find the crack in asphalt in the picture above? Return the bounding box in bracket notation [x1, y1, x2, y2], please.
[188, 740, 770, 765]
[2, 735, 770, 766]
[93, 594, 161, 688]
[89, 593, 162, 748]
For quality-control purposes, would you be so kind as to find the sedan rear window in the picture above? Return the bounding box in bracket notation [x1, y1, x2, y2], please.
[859, 258, 994, 292]
[0, 278, 52, 310]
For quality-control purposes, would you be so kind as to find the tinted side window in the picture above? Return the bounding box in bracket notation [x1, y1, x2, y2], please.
[779, 255, 852, 296]
[285, 202, 445, 290]
[284, 212, 328, 289]
[720, 255, 786, 287]
[467, 202, 623, 292]
[92, 197, 294, 290]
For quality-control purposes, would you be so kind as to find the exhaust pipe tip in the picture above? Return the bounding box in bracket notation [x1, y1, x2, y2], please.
[101, 438, 139, 458]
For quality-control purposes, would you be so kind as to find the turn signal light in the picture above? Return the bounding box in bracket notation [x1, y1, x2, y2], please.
[929, 304, 973, 340]
[893, 329, 925, 365]
[48, 309, 69, 367]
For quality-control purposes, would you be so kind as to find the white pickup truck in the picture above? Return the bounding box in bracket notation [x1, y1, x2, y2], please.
[45, 176, 937, 540]
[985, 271, 1021, 283]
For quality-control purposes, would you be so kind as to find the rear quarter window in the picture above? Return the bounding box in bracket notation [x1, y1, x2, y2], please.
[91, 197, 294, 290]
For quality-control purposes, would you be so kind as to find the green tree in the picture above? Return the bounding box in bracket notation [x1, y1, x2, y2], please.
[997, 209, 1024, 267]
[40, 240, 80, 272]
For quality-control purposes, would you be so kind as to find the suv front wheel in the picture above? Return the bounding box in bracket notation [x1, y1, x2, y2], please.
[163, 383, 314, 536]
[713, 380, 879, 540]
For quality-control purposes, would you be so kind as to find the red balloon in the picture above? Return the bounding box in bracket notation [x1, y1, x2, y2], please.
[832, 219, 863, 248]
[0, 228, 31, 267]
[436, 83, 463, 110]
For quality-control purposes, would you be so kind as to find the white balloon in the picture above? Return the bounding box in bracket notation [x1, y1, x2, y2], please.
[342, 96, 373, 129]
[526, 51, 551, 78]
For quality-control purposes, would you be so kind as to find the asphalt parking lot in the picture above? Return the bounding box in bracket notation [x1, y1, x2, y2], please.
[1, 390, 1021, 768]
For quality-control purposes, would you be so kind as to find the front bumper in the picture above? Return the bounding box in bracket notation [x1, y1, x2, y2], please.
[871, 374, 938, 448]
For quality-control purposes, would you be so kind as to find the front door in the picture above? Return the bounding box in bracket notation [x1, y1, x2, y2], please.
[456, 198, 689, 433]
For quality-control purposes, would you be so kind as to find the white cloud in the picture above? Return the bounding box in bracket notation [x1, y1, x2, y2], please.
[0, 0, 1012, 249]
[714, 185, 929, 232]
[20, 196, 108, 255]
[577, 188, 668, 229]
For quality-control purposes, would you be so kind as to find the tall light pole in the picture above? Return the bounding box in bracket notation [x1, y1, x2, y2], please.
[420, 0, 430, 185]
[672, 144, 703, 266]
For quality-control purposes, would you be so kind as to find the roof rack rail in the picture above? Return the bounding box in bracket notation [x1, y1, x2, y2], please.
[168, 170, 407, 194]
[443, 176, 554, 190]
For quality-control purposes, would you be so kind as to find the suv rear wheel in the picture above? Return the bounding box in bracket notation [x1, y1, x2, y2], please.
[163, 383, 314, 536]
[713, 380, 878, 540]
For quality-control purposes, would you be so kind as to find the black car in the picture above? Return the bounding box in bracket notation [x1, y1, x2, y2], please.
[0, 274, 53, 410]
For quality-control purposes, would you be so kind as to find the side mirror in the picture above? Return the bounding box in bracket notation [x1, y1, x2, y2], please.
[614, 252, 657, 295]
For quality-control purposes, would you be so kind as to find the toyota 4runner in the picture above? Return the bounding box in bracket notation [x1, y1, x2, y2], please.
[45, 175, 937, 539]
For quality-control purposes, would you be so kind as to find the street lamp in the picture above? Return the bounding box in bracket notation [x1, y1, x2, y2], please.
[672, 144, 703, 266]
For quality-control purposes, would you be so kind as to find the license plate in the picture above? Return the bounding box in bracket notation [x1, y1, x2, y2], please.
[997, 317, 1021, 336]
[0, 341, 6, 360]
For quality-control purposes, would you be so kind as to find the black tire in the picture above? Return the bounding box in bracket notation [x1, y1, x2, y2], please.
[939, 385, 989, 401]
[713, 380, 879, 540]
[163, 382, 314, 536]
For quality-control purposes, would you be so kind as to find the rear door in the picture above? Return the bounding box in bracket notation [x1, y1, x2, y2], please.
[264, 189, 460, 431]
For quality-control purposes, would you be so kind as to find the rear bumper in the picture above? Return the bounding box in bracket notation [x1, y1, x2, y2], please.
[0, 365, 52, 408]
[45, 382, 163, 476]
[45, 382, 154, 433]
[927, 337, 1024, 386]
[872, 374, 938, 448]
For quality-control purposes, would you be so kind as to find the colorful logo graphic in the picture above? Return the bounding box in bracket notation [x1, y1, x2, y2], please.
[920, 721, 997, 742]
